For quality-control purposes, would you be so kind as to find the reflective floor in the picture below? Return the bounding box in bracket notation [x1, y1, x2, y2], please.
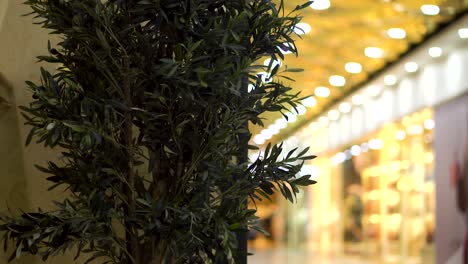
[248, 248, 375, 264]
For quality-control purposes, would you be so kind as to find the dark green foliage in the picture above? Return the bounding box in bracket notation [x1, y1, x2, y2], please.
[1, 0, 316, 263]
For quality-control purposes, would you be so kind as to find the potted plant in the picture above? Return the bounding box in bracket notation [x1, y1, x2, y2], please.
[1, 0, 316, 263]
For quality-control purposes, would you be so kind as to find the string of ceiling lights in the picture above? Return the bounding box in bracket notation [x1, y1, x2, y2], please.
[252, 2, 467, 146]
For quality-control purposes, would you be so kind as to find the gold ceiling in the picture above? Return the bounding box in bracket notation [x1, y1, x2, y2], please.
[249, 0, 467, 145]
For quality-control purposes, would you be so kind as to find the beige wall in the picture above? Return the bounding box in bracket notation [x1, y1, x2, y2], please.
[0, 1, 75, 263]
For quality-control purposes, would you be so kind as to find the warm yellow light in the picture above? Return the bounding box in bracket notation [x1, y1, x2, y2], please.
[345, 62, 362, 74]
[369, 214, 380, 224]
[386, 190, 400, 206]
[425, 152, 434, 164]
[407, 124, 423, 135]
[368, 190, 380, 200]
[315, 86, 331, 98]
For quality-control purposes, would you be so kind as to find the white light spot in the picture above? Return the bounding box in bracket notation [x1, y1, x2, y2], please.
[404, 62, 419, 73]
[310, 0, 331, 10]
[303, 96, 317, 107]
[424, 119, 435, 130]
[387, 28, 406, 39]
[339, 102, 351, 113]
[294, 22, 312, 35]
[428, 47, 442, 58]
[421, 4, 440, 15]
[345, 62, 362, 74]
[315, 86, 331, 98]
[458, 28, 468, 39]
[329, 75, 346, 87]
[365, 47, 384, 58]
[384, 74, 397, 86]
[396, 130, 406, 141]
[351, 145, 361, 156]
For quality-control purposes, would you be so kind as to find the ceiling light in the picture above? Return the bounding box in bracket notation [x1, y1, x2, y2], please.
[315, 86, 331, 98]
[296, 105, 307, 115]
[396, 130, 406, 141]
[329, 75, 346, 87]
[303, 96, 317, 107]
[351, 145, 361, 156]
[428, 47, 442, 58]
[328, 109, 340, 121]
[248, 84, 255, 93]
[384, 74, 397, 86]
[263, 58, 282, 68]
[294, 22, 312, 35]
[267, 124, 281, 135]
[404, 62, 419, 73]
[339, 102, 351, 113]
[279, 42, 294, 54]
[387, 28, 406, 39]
[261, 129, 273, 140]
[361, 143, 369, 152]
[458, 28, 468, 39]
[421, 5, 440, 15]
[352, 94, 364, 105]
[345, 62, 362, 73]
[258, 72, 272, 83]
[310, 0, 331, 10]
[253, 134, 265, 145]
[365, 47, 384, 58]
[424, 119, 435, 130]
[367, 85, 381, 97]
[318, 116, 329, 126]
[275, 118, 288, 129]
[286, 112, 297, 123]
[332, 152, 346, 164]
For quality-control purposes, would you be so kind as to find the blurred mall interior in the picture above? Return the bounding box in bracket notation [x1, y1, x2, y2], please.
[1, 0, 468, 263]
[246, 1, 468, 264]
